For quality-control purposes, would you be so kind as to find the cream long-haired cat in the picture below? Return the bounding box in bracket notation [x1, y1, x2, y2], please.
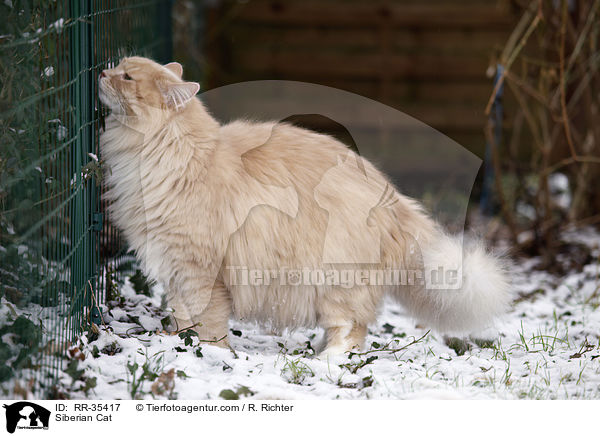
[99, 57, 512, 355]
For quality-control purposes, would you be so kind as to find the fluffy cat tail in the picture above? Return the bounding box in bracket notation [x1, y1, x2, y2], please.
[395, 234, 513, 334]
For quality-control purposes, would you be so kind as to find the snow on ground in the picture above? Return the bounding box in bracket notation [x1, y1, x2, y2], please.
[2, 230, 599, 400]
[43, 229, 599, 400]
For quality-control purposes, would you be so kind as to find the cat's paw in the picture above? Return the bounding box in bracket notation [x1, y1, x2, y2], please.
[317, 345, 350, 362]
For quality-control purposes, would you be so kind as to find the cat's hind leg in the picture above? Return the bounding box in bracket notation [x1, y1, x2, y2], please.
[317, 285, 379, 357]
[320, 322, 367, 358]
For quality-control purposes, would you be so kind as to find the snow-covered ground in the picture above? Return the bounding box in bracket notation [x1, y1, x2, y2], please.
[2, 229, 600, 400]
[36, 230, 597, 400]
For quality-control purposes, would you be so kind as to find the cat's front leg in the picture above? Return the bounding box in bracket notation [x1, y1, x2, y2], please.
[189, 280, 232, 347]
[166, 292, 195, 332]
[167, 278, 232, 348]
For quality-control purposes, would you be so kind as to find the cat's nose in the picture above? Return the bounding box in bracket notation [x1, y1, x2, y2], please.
[99, 70, 107, 78]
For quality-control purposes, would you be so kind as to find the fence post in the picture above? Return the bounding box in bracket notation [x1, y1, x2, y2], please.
[481, 64, 504, 216]
[69, 0, 96, 332]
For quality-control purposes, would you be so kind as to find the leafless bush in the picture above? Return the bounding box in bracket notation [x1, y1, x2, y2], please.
[487, 0, 600, 268]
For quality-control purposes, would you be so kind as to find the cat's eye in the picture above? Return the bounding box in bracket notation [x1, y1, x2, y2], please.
[123, 73, 133, 81]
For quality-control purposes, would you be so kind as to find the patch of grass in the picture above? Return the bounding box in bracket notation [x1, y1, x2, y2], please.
[126, 348, 168, 399]
[280, 357, 314, 385]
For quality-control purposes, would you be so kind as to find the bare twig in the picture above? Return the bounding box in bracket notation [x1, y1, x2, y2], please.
[505, 70, 548, 105]
[484, 116, 521, 246]
[350, 330, 430, 357]
[88, 279, 106, 326]
[544, 155, 600, 175]
[506, 79, 544, 151]
[485, 0, 543, 115]
[565, 213, 600, 230]
[173, 320, 203, 335]
[559, 0, 578, 160]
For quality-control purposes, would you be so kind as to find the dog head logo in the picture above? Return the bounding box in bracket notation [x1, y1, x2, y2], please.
[2, 402, 50, 433]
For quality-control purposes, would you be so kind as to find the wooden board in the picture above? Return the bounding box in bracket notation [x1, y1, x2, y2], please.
[203, 0, 517, 156]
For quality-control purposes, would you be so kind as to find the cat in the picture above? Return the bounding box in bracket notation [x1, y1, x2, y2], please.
[98, 56, 512, 355]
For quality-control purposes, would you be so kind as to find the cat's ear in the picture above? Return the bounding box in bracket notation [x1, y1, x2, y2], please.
[162, 81, 200, 110]
[164, 62, 183, 78]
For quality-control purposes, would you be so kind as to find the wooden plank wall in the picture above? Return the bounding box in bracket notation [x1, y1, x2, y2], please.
[203, 0, 518, 157]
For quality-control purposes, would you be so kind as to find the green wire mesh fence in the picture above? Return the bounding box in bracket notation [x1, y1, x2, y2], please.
[0, 0, 172, 397]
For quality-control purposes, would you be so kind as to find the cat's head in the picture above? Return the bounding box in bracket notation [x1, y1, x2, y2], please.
[98, 56, 200, 117]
